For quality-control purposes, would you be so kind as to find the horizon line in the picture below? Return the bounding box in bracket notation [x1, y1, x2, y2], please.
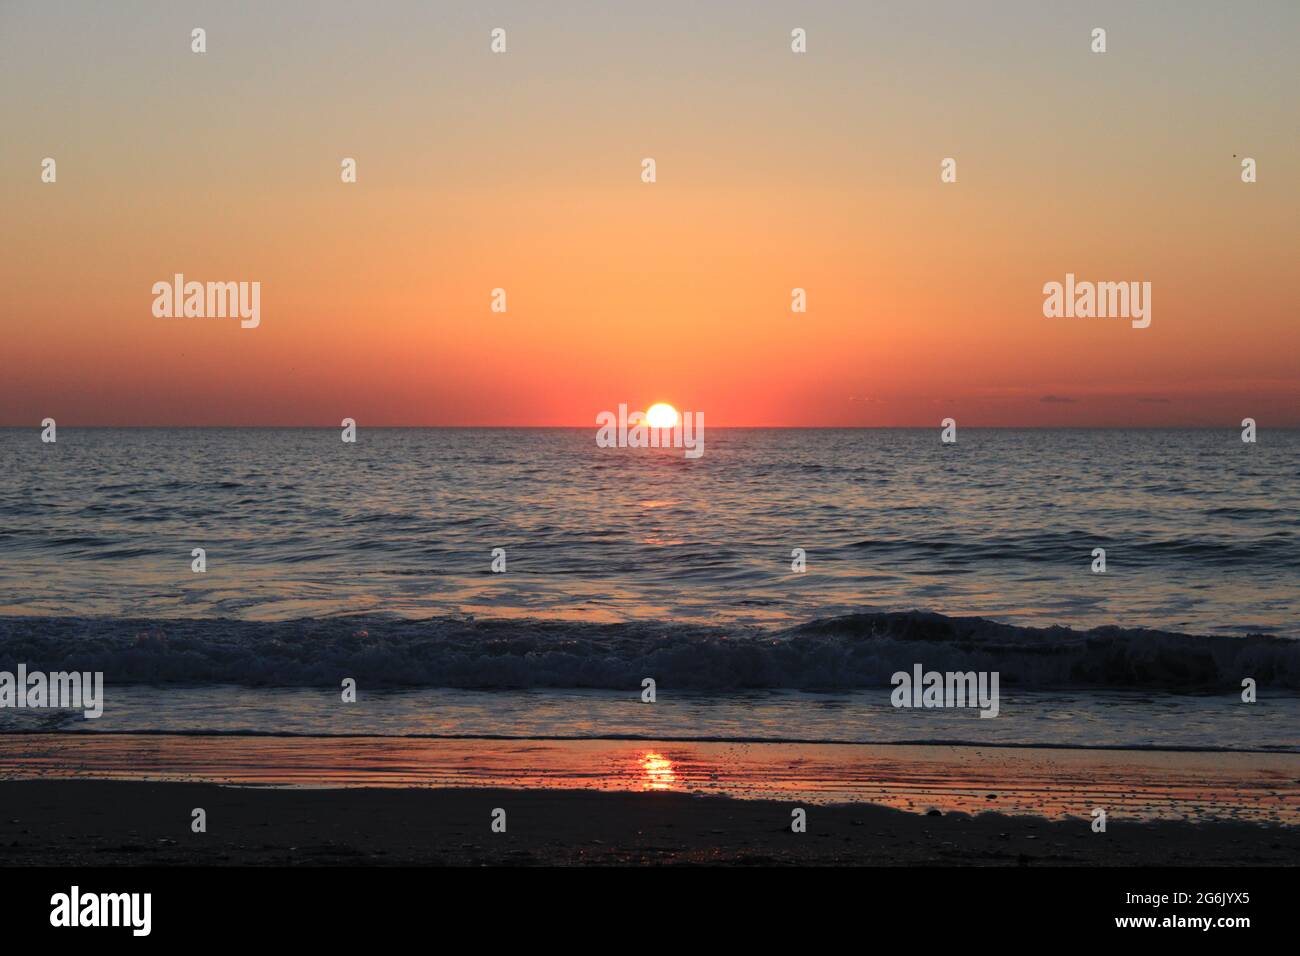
[4, 424, 1295, 431]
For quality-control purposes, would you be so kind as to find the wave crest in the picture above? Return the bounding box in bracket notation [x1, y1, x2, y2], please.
[0, 611, 1295, 692]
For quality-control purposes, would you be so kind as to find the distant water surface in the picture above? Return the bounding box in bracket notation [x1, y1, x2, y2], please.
[2, 428, 1296, 633]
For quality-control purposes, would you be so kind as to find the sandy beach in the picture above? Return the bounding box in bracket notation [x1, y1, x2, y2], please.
[1, 733, 1296, 865]
[2, 778, 1297, 866]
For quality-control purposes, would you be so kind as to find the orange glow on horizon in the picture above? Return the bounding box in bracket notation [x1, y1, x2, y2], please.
[1, 4, 1296, 427]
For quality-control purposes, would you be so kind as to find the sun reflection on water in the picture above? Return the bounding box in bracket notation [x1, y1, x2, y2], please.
[639, 751, 677, 790]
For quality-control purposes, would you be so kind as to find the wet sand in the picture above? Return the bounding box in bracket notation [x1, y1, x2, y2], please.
[0, 733, 1296, 823]
[1, 734, 1296, 865]
[1, 779, 1297, 866]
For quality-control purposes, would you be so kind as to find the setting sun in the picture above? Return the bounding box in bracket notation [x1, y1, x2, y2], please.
[645, 403, 678, 429]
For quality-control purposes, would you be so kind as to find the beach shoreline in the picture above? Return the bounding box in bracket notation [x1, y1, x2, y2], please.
[1, 733, 1296, 866]
[1, 779, 1296, 866]
[2, 733, 1296, 821]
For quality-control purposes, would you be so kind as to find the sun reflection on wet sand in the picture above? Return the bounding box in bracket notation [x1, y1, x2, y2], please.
[0, 735, 1296, 824]
[638, 751, 677, 790]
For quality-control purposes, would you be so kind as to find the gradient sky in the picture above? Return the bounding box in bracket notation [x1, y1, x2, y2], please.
[2, 0, 1297, 426]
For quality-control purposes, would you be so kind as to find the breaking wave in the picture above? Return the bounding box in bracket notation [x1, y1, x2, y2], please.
[1, 611, 1296, 692]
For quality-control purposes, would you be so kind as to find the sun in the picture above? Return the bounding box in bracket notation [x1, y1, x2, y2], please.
[645, 403, 678, 429]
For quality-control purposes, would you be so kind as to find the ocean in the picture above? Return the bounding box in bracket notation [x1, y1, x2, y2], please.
[2, 427, 1297, 751]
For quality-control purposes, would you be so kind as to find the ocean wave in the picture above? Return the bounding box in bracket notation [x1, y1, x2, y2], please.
[0, 611, 1296, 692]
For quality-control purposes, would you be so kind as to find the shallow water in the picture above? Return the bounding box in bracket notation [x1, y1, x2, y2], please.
[4, 685, 1296, 753]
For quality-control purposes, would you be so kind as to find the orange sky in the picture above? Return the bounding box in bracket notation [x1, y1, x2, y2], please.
[2, 1, 1297, 426]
